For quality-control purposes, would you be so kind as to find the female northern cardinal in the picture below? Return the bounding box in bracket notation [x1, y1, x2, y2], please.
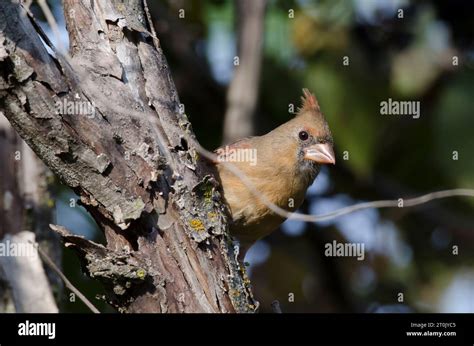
[216, 89, 335, 257]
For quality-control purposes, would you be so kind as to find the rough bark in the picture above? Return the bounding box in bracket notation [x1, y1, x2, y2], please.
[222, 0, 267, 144]
[0, 0, 256, 312]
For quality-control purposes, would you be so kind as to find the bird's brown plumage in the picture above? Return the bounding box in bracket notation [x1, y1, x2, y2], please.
[216, 89, 334, 257]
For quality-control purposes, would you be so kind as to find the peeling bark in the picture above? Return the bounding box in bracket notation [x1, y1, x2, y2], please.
[0, 0, 256, 312]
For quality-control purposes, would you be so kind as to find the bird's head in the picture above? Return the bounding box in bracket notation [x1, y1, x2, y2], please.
[270, 89, 335, 183]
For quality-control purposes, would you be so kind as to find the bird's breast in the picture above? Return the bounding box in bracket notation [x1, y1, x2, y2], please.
[217, 161, 309, 247]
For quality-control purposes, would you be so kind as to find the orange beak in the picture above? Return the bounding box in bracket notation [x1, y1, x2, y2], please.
[303, 143, 335, 165]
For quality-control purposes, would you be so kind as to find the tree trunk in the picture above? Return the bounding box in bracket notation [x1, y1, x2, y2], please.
[222, 0, 267, 144]
[0, 0, 256, 313]
[0, 112, 60, 313]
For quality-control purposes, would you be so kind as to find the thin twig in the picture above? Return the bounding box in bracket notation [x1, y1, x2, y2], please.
[23, 0, 32, 10]
[37, 0, 64, 52]
[192, 139, 474, 223]
[143, 0, 155, 35]
[30, 240, 101, 314]
[143, 0, 159, 47]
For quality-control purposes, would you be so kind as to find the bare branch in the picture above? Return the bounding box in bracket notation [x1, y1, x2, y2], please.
[32, 238, 100, 314]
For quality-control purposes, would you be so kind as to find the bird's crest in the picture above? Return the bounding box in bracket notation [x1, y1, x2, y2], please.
[298, 88, 320, 114]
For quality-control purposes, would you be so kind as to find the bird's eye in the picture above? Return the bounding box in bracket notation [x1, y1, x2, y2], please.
[298, 130, 309, 141]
